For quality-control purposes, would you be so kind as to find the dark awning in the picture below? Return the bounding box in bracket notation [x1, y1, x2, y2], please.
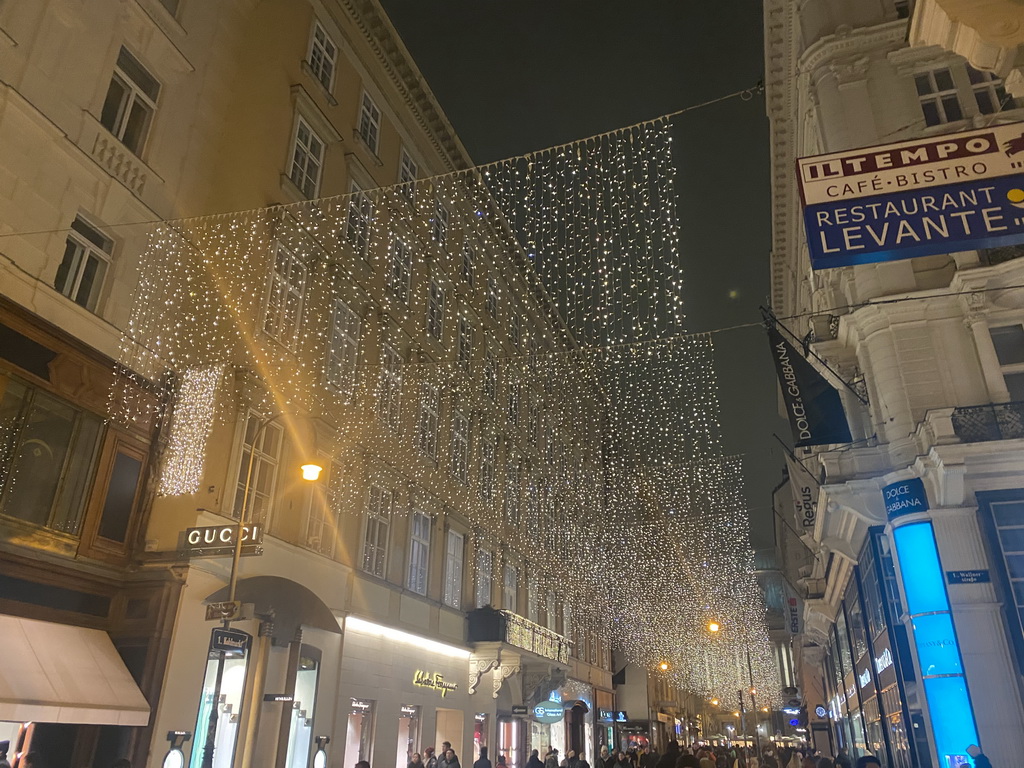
[206, 575, 340, 644]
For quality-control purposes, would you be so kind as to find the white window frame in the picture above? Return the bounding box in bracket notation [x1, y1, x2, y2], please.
[408, 510, 431, 595]
[263, 242, 307, 347]
[358, 91, 382, 155]
[289, 115, 325, 198]
[915, 68, 964, 127]
[968, 65, 1014, 115]
[479, 438, 495, 501]
[461, 245, 476, 287]
[451, 408, 470, 485]
[989, 324, 1024, 401]
[362, 485, 393, 578]
[502, 563, 518, 612]
[563, 601, 573, 648]
[476, 548, 493, 608]
[426, 279, 445, 342]
[345, 183, 373, 259]
[527, 578, 540, 623]
[326, 298, 360, 401]
[485, 277, 499, 320]
[388, 239, 412, 303]
[307, 20, 338, 92]
[399, 148, 418, 201]
[432, 199, 449, 249]
[504, 460, 520, 526]
[233, 413, 283, 527]
[443, 528, 464, 608]
[378, 343, 403, 429]
[56, 217, 111, 312]
[510, 314, 521, 349]
[417, 381, 440, 461]
[546, 590, 556, 630]
[457, 318, 473, 369]
[305, 458, 341, 556]
[100, 47, 159, 155]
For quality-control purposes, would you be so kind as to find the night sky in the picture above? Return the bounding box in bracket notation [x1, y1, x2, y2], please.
[379, 0, 788, 547]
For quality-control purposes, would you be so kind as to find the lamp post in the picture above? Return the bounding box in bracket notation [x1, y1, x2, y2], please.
[199, 413, 322, 768]
[706, 620, 763, 758]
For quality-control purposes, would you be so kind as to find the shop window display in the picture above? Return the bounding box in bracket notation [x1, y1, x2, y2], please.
[191, 649, 250, 768]
[397, 705, 421, 768]
[285, 650, 321, 768]
[348, 698, 376, 763]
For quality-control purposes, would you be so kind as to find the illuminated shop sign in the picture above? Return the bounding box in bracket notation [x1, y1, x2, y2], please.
[533, 700, 564, 724]
[796, 122, 1024, 269]
[182, 524, 263, 558]
[883, 479, 929, 520]
[413, 670, 459, 697]
[874, 648, 893, 674]
[598, 709, 628, 722]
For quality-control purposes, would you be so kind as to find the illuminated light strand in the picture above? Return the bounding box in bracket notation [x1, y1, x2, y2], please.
[108, 118, 779, 706]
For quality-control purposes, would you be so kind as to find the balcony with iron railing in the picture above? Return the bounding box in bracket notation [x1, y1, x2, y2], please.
[951, 401, 1024, 442]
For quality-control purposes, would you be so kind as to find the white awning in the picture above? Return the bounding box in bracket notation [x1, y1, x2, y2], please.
[0, 615, 150, 726]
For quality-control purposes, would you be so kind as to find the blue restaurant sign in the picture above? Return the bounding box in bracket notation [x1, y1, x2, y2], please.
[798, 122, 1024, 269]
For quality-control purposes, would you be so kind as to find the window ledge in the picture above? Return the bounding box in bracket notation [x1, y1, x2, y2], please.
[300, 61, 339, 106]
[351, 129, 384, 167]
[279, 172, 311, 204]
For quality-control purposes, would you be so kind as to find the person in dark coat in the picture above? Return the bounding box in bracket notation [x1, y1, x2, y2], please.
[600, 747, 616, 768]
[545, 749, 560, 768]
[656, 742, 680, 768]
[444, 750, 462, 768]
[425, 749, 439, 768]
[527, 750, 545, 768]
[474, 747, 493, 768]
[967, 745, 993, 768]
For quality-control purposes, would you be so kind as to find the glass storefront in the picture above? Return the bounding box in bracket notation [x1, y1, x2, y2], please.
[348, 698, 376, 763]
[474, 713, 488, 763]
[396, 705, 421, 768]
[285, 649, 321, 768]
[190, 647, 250, 768]
[497, 716, 522, 768]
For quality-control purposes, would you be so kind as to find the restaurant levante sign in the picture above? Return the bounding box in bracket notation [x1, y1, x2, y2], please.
[797, 122, 1024, 269]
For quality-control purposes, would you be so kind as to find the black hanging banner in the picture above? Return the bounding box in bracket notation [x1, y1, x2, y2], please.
[768, 325, 853, 447]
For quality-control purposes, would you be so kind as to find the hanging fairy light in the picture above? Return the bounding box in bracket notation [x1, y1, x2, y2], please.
[109, 116, 780, 706]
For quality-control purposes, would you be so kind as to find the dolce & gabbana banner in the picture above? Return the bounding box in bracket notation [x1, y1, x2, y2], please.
[768, 325, 852, 447]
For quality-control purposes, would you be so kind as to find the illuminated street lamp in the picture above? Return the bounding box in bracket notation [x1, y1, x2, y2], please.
[707, 621, 721, 633]
[200, 413, 322, 768]
[659, 661, 670, 671]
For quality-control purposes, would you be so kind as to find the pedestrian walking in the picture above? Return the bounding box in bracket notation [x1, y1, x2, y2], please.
[545, 748, 560, 768]
[527, 750, 544, 768]
[475, 746, 493, 768]
[967, 745, 993, 768]
[445, 749, 462, 768]
[410, 753, 424, 768]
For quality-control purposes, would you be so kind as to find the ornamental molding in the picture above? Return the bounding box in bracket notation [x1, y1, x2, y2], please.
[798, 22, 906, 75]
[910, 0, 1023, 75]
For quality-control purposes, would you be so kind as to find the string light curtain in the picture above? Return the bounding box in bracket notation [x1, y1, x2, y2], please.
[113, 115, 779, 706]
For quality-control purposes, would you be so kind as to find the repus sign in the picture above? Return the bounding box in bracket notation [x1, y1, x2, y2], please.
[797, 122, 1024, 269]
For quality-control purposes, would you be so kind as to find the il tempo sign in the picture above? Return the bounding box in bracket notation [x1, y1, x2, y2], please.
[797, 122, 1024, 269]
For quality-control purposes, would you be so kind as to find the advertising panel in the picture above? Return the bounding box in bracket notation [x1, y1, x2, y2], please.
[797, 122, 1024, 269]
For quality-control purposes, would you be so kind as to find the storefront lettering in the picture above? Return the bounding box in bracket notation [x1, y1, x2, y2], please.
[858, 669, 871, 689]
[874, 648, 893, 674]
[186, 524, 263, 546]
[413, 670, 458, 697]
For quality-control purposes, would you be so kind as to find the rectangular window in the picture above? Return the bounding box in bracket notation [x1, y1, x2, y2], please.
[507, 383, 520, 427]
[56, 218, 111, 311]
[233, 413, 283, 527]
[307, 21, 338, 92]
[483, 351, 497, 402]
[388, 240, 412, 304]
[968, 65, 1015, 114]
[510, 314, 521, 349]
[451, 408, 470, 485]
[0, 377, 102, 534]
[100, 47, 159, 155]
[432, 199, 449, 249]
[457, 318, 473, 370]
[485, 277, 498, 320]
[306, 460, 342, 556]
[527, 578, 539, 623]
[264, 242, 307, 346]
[915, 68, 963, 126]
[378, 343, 403, 430]
[476, 549, 493, 608]
[984, 499, 1024, 660]
[345, 184, 373, 259]
[546, 590, 556, 630]
[461, 246, 476, 287]
[894, 0, 910, 18]
[426, 280, 445, 342]
[443, 528, 464, 608]
[529, 399, 540, 446]
[358, 91, 382, 155]
[504, 460, 520, 526]
[990, 325, 1024, 400]
[399, 149, 418, 201]
[563, 602, 573, 646]
[408, 510, 431, 595]
[502, 563, 518, 612]
[289, 116, 325, 198]
[417, 381, 440, 461]
[326, 299, 360, 401]
[362, 485, 392, 578]
[480, 438, 495, 501]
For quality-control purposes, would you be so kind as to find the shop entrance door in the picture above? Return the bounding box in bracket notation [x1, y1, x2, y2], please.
[568, 705, 586, 757]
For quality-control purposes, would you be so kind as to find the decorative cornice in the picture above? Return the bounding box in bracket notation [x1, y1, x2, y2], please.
[340, 0, 473, 173]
